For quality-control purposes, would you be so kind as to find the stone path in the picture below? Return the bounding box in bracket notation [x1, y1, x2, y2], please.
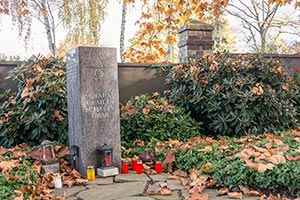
[53, 171, 260, 200]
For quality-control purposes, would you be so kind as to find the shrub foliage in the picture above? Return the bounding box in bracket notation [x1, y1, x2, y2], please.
[120, 93, 202, 148]
[166, 53, 298, 136]
[0, 56, 68, 147]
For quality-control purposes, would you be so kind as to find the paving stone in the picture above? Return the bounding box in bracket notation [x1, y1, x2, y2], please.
[166, 179, 184, 191]
[149, 173, 169, 182]
[53, 186, 87, 198]
[181, 188, 190, 199]
[203, 189, 260, 200]
[86, 177, 113, 185]
[116, 172, 150, 182]
[147, 182, 162, 193]
[151, 191, 181, 200]
[85, 184, 99, 189]
[116, 196, 156, 200]
[66, 196, 79, 200]
[77, 182, 147, 200]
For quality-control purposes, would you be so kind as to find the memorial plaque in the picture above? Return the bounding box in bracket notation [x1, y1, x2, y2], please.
[66, 47, 121, 176]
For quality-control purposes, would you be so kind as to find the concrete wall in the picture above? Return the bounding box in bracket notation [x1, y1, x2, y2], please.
[0, 62, 19, 97]
[1, 54, 300, 103]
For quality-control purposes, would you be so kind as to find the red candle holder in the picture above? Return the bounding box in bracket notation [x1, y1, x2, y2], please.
[131, 159, 137, 171]
[155, 161, 162, 174]
[122, 161, 129, 174]
[136, 161, 143, 174]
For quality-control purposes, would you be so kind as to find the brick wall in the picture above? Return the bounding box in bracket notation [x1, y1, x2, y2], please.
[178, 20, 214, 62]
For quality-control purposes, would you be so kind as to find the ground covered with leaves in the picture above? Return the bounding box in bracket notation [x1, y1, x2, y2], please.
[1, 130, 300, 199]
[123, 130, 300, 199]
[0, 144, 86, 200]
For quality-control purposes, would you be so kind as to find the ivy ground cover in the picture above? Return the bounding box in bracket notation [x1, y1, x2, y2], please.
[122, 130, 300, 199]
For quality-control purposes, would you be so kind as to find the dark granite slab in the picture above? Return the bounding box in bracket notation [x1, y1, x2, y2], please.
[66, 47, 121, 177]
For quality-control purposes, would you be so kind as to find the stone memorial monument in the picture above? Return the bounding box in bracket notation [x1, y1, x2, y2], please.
[66, 47, 121, 177]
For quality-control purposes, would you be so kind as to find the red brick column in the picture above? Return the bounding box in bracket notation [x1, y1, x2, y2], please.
[178, 20, 214, 62]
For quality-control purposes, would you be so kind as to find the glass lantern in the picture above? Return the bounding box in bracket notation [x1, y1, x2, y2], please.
[40, 140, 56, 164]
[97, 144, 113, 169]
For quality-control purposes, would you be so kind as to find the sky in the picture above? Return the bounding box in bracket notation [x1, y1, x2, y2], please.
[0, 1, 142, 61]
[0, 1, 299, 61]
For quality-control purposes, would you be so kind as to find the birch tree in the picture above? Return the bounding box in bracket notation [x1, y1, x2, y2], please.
[0, 0, 108, 56]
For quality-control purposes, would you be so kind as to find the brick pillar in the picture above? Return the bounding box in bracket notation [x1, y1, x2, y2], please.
[178, 20, 214, 63]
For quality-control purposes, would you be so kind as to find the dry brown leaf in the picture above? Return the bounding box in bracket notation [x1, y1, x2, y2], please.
[294, 137, 300, 142]
[70, 169, 82, 178]
[145, 189, 160, 195]
[240, 186, 250, 195]
[152, 92, 160, 97]
[54, 146, 69, 158]
[160, 187, 172, 195]
[205, 179, 217, 188]
[76, 178, 88, 184]
[167, 173, 179, 180]
[0, 160, 19, 173]
[188, 191, 201, 200]
[189, 184, 206, 195]
[228, 192, 242, 199]
[163, 150, 175, 166]
[133, 139, 144, 147]
[245, 159, 259, 169]
[199, 146, 212, 152]
[19, 143, 31, 150]
[12, 150, 27, 158]
[251, 145, 269, 154]
[142, 107, 151, 115]
[249, 190, 260, 196]
[147, 100, 155, 105]
[0, 146, 7, 155]
[29, 149, 41, 160]
[268, 154, 286, 165]
[217, 188, 228, 195]
[14, 190, 23, 196]
[286, 154, 300, 161]
[14, 197, 23, 200]
[200, 194, 209, 200]
[267, 194, 280, 200]
[179, 177, 189, 186]
[291, 129, 300, 137]
[205, 137, 217, 144]
[257, 163, 275, 173]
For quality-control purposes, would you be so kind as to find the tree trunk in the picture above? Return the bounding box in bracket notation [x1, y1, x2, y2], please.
[120, 0, 127, 62]
[41, 0, 56, 56]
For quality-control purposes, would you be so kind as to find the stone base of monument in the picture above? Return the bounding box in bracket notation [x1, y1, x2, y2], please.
[97, 167, 119, 177]
[42, 163, 60, 175]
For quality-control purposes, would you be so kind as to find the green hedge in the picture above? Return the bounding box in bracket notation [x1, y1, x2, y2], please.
[166, 53, 299, 136]
[120, 93, 202, 148]
[0, 56, 68, 147]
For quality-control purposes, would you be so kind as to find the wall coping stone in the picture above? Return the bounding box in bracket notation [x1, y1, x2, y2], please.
[178, 20, 214, 34]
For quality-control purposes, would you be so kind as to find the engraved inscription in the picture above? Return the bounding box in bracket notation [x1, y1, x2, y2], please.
[94, 69, 104, 80]
[83, 92, 115, 119]
[67, 62, 77, 83]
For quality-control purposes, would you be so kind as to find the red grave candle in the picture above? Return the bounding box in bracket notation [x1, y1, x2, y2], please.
[45, 149, 51, 159]
[105, 153, 111, 166]
[155, 161, 162, 174]
[131, 159, 137, 171]
[136, 161, 143, 174]
[122, 162, 129, 174]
